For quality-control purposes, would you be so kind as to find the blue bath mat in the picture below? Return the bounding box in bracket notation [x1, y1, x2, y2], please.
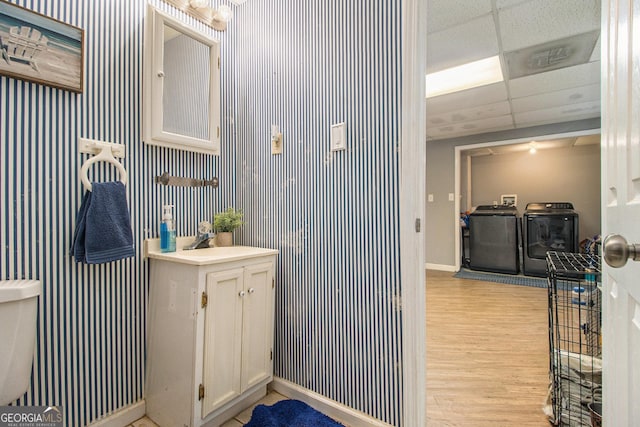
[244, 399, 345, 427]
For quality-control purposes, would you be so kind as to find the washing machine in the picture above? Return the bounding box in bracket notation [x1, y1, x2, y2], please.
[523, 202, 579, 277]
[468, 205, 520, 274]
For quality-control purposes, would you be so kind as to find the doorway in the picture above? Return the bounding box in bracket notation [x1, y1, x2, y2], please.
[453, 130, 601, 272]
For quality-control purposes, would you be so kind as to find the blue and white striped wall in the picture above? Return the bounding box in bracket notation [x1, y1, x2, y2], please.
[235, 1, 403, 425]
[0, 0, 235, 425]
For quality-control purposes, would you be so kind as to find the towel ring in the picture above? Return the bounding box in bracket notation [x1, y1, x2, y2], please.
[80, 147, 127, 191]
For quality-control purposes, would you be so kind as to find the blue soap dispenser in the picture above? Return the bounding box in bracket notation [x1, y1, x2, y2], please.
[160, 204, 176, 253]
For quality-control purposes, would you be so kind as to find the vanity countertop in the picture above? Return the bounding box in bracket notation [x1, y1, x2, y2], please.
[145, 238, 278, 266]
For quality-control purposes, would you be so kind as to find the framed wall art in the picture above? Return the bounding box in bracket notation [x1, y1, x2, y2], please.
[0, 0, 83, 93]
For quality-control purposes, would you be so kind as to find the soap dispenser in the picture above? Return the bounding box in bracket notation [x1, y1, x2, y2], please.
[160, 204, 176, 253]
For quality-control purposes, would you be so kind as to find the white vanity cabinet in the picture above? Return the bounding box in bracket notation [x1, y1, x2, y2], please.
[145, 245, 278, 427]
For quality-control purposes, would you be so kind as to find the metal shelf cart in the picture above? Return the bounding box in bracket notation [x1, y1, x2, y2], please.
[546, 252, 602, 426]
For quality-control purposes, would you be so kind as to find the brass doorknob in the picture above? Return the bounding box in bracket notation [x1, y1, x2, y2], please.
[603, 234, 640, 268]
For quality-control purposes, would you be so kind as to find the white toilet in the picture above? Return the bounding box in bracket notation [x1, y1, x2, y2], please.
[0, 280, 41, 405]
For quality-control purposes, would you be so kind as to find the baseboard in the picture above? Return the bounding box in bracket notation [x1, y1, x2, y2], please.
[269, 378, 392, 427]
[425, 263, 457, 272]
[86, 401, 145, 427]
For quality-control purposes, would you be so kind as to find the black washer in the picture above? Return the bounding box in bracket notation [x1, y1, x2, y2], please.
[468, 205, 520, 274]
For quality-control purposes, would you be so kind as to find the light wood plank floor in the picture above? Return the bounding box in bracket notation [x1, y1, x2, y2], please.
[427, 270, 551, 426]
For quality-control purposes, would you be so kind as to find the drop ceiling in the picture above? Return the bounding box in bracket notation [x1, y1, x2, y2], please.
[464, 134, 600, 157]
[427, 0, 601, 141]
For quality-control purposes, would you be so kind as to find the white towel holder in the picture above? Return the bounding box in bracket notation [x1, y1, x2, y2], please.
[79, 138, 127, 192]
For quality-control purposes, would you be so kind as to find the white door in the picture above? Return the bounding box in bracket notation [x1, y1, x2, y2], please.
[601, 0, 640, 424]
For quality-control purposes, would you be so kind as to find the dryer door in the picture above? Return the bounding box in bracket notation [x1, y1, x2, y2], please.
[526, 215, 577, 259]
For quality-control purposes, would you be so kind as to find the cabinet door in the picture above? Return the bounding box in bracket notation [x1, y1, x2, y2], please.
[241, 262, 275, 391]
[202, 268, 244, 418]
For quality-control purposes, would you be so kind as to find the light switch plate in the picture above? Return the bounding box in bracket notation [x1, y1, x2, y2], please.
[428, 194, 434, 202]
[331, 122, 346, 151]
[271, 125, 283, 155]
[448, 193, 454, 201]
[271, 134, 283, 154]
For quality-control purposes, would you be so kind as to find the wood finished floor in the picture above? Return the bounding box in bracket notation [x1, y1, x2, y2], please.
[426, 270, 551, 426]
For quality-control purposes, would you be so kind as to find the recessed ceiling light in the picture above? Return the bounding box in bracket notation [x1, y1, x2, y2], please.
[425, 56, 504, 98]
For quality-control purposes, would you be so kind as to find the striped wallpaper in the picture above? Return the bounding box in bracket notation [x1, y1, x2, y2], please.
[0, 0, 235, 425]
[235, 1, 403, 425]
[2, 0, 405, 425]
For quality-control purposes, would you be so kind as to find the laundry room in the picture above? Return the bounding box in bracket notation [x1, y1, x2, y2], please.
[459, 133, 601, 276]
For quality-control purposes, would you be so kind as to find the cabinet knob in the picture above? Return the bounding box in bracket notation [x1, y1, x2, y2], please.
[239, 291, 246, 297]
[248, 288, 255, 294]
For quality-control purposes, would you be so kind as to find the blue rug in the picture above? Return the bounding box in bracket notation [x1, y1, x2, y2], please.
[453, 268, 548, 288]
[245, 399, 345, 427]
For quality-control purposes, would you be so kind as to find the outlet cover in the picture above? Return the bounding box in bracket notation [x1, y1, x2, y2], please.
[331, 122, 346, 151]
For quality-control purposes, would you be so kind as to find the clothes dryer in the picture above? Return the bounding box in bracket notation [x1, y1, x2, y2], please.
[523, 202, 579, 277]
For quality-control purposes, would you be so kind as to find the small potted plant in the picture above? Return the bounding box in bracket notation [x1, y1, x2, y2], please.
[213, 207, 244, 247]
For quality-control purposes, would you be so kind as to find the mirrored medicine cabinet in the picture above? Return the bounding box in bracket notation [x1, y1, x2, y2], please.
[143, 5, 221, 155]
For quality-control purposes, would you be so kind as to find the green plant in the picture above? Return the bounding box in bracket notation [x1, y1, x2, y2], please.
[213, 207, 244, 232]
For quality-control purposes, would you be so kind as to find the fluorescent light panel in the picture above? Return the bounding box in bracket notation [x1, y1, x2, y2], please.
[425, 55, 504, 98]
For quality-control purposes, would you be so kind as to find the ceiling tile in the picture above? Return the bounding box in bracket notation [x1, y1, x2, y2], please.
[465, 137, 597, 157]
[427, 82, 509, 115]
[514, 100, 601, 126]
[427, 115, 514, 140]
[428, 101, 511, 127]
[511, 83, 601, 113]
[427, 15, 499, 73]
[498, 0, 601, 51]
[574, 134, 601, 146]
[427, 0, 492, 34]
[496, 0, 530, 9]
[508, 61, 601, 98]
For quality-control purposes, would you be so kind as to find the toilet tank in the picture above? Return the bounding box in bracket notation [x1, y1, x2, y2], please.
[0, 280, 41, 405]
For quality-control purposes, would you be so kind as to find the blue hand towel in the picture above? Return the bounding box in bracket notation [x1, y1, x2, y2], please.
[71, 181, 134, 264]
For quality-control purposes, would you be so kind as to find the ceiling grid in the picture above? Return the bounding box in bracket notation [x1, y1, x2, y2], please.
[426, 0, 601, 140]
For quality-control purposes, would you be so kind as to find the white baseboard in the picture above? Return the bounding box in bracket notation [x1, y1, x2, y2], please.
[425, 263, 457, 272]
[269, 378, 392, 427]
[87, 401, 145, 427]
